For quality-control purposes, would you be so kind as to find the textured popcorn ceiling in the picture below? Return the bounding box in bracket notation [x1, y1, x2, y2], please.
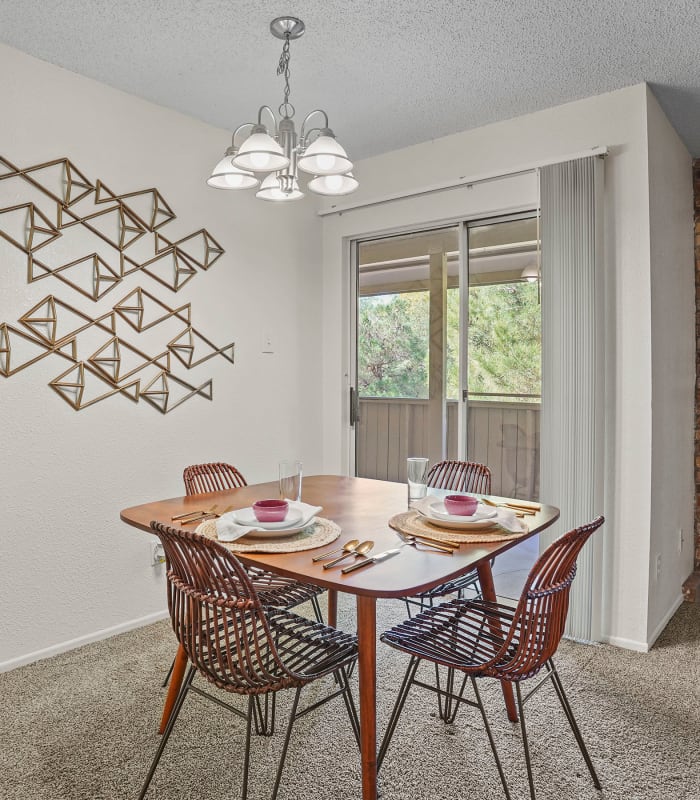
[1, 0, 700, 157]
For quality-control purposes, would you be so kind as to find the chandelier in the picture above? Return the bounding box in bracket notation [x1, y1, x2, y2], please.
[207, 16, 358, 202]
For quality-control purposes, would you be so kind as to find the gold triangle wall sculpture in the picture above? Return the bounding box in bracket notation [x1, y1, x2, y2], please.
[0, 323, 77, 377]
[1, 153, 233, 413]
[94, 181, 176, 231]
[0, 156, 95, 208]
[87, 336, 170, 384]
[140, 370, 213, 415]
[19, 295, 116, 347]
[29, 253, 122, 301]
[154, 229, 225, 271]
[1, 155, 223, 295]
[0, 203, 62, 253]
[167, 326, 235, 369]
[49, 360, 140, 410]
[113, 286, 191, 332]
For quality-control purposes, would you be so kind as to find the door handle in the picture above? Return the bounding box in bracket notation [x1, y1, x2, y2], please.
[350, 386, 360, 426]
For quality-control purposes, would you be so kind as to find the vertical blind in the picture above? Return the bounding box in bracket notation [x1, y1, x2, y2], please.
[540, 156, 605, 642]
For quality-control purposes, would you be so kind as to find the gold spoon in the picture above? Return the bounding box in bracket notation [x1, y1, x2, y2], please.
[323, 539, 374, 569]
[313, 538, 360, 562]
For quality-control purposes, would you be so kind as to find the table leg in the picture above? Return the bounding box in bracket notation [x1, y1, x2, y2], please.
[476, 561, 518, 723]
[356, 595, 377, 800]
[159, 644, 188, 734]
[327, 588, 338, 628]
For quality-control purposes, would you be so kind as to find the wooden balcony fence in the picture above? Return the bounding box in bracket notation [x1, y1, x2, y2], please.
[356, 397, 540, 500]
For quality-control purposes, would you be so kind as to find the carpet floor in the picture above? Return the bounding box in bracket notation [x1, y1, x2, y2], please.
[1, 596, 699, 800]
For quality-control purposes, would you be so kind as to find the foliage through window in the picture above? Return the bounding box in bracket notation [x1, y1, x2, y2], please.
[358, 293, 429, 398]
[359, 282, 540, 400]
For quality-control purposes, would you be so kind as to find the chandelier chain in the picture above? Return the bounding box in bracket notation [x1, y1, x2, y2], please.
[277, 33, 292, 114]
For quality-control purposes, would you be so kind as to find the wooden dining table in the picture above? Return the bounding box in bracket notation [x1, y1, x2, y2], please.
[120, 474, 559, 800]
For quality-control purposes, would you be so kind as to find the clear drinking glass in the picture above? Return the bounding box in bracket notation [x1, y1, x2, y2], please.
[407, 457, 429, 508]
[279, 460, 303, 502]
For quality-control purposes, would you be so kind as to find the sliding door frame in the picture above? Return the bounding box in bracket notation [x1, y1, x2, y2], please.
[350, 209, 538, 476]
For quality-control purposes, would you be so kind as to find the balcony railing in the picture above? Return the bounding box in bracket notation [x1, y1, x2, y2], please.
[356, 397, 540, 500]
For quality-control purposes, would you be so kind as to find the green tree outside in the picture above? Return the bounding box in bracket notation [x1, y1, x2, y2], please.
[359, 282, 541, 400]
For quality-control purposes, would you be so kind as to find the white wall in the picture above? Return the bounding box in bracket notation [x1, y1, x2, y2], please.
[0, 45, 323, 669]
[645, 86, 695, 642]
[320, 84, 693, 650]
[0, 49, 691, 666]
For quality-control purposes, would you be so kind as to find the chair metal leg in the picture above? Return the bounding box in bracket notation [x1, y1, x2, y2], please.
[253, 691, 277, 736]
[241, 696, 255, 800]
[434, 665, 468, 724]
[338, 665, 361, 748]
[471, 678, 512, 800]
[161, 656, 175, 688]
[515, 682, 537, 800]
[139, 666, 196, 799]
[547, 660, 602, 790]
[310, 594, 324, 624]
[377, 656, 420, 771]
[271, 687, 302, 800]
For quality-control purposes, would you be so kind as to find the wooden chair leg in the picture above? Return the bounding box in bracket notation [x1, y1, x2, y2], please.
[159, 644, 188, 734]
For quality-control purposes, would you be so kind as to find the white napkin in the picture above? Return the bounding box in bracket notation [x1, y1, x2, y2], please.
[286, 500, 323, 526]
[215, 500, 323, 542]
[215, 517, 262, 542]
[492, 507, 527, 533]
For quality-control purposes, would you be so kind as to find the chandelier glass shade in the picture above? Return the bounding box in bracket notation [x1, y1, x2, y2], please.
[206, 148, 260, 189]
[307, 172, 359, 195]
[207, 17, 357, 202]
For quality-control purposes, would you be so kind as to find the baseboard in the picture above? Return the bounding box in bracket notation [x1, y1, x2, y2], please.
[647, 593, 684, 649]
[602, 593, 684, 653]
[0, 609, 169, 673]
[601, 634, 651, 652]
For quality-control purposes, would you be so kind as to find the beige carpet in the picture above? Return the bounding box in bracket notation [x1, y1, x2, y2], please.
[1, 597, 699, 800]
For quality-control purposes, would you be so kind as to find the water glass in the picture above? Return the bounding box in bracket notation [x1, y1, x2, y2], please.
[407, 457, 429, 507]
[279, 460, 303, 502]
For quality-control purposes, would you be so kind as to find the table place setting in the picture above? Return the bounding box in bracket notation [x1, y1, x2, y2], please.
[195, 498, 341, 553]
[390, 492, 531, 545]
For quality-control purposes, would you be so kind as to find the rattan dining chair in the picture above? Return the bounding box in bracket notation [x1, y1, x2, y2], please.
[403, 459, 493, 618]
[379, 515, 605, 800]
[162, 463, 326, 707]
[140, 522, 359, 800]
[426, 459, 492, 494]
[183, 462, 325, 624]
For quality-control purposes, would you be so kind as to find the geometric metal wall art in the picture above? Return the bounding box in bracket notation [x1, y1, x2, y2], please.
[0, 154, 233, 413]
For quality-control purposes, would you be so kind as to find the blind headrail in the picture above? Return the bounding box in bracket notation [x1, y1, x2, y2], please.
[317, 146, 608, 218]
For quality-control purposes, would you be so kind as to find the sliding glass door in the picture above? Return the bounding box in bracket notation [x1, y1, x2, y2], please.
[354, 226, 459, 481]
[352, 215, 541, 499]
[465, 217, 541, 499]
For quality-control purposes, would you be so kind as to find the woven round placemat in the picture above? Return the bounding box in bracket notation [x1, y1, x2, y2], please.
[389, 511, 528, 544]
[196, 517, 341, 553]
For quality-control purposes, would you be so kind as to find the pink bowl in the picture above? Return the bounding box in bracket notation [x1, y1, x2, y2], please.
[444, 494, 478, 516]
[253, 499, 289, 522]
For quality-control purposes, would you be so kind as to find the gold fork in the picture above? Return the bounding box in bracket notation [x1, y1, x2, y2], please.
[180, 504, 235, 524]
[395, 530, 456, 553]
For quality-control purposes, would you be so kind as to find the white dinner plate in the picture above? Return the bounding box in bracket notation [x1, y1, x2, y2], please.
[233, 507, 304, 530]
[416, 498, 499, 530]
[239, 521, 315, 540]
